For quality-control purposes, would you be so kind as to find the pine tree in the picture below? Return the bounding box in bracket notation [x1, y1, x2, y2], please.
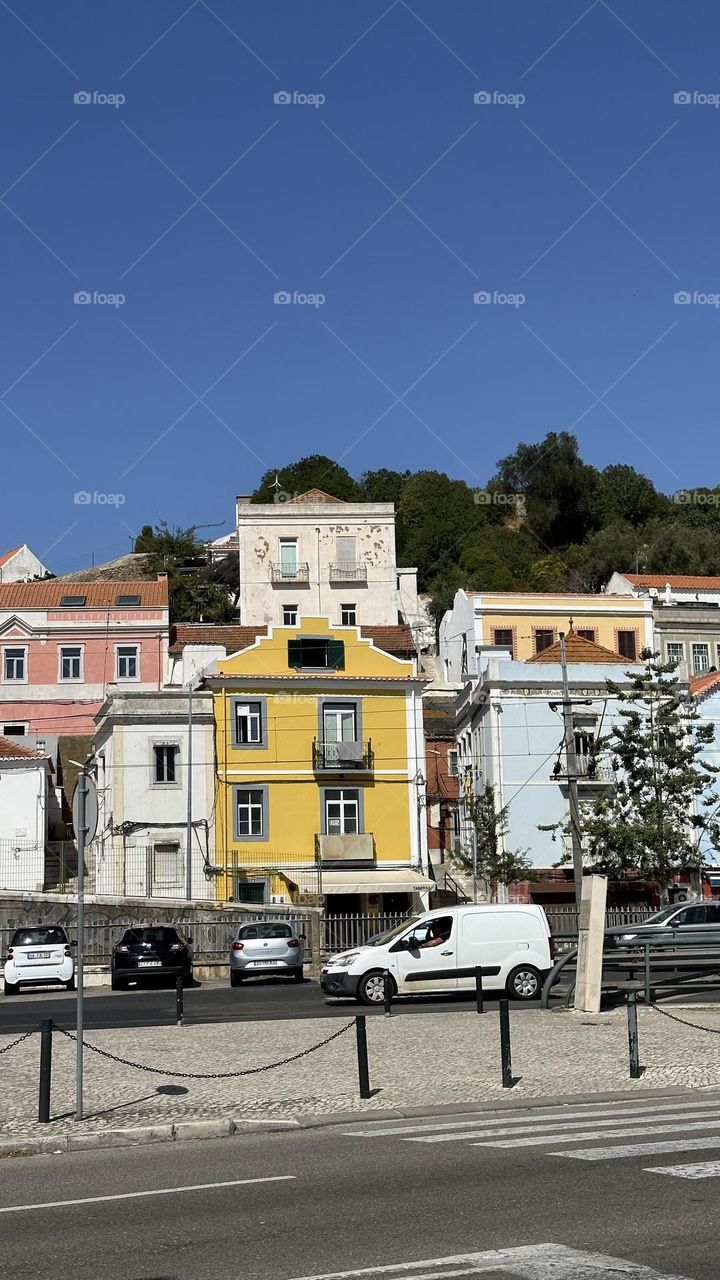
[454, 781, 533, 901]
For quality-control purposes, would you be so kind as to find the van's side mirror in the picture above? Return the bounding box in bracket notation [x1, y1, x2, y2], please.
[390, 936, 413, 953]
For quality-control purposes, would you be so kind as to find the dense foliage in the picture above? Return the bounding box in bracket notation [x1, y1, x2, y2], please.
[134, 523, 238, 624]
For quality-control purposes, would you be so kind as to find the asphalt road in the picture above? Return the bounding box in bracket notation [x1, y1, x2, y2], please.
[3, 1093, 720, 1280]
[0, 977, 552, 1033]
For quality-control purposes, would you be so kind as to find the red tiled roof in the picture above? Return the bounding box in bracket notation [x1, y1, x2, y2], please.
[623, 574, 720, 591]
[0, 735, 44, 760]
[361, 625, 415, 657]
[169, 624, 266, 655]
[0, 577, 169, 609]
[206, 674, 424, 682]
[0, 545, 22, 568]
[527, 632, 629, 665]
[690, 670, 720, 698]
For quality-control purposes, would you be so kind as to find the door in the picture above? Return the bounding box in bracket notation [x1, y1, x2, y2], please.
[323, 705, 357, 765]
[669, 902, 708, 946]
[279, 539, 298, 578]
[388, 916, 458, 993]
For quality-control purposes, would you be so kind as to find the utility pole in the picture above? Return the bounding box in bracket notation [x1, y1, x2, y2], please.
[559, 632, 585, 907]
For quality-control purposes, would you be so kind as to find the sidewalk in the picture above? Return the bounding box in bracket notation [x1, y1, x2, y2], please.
[3, 1003, 720, 1151]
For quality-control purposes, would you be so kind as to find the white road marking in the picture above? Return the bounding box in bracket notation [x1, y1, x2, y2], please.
[0, 1175, 295, 1215]
[645, 1160, 720, 1178]
[341, 1098, 720, 1138]
[288, 1242, 690, 1279]
[404, 1107, 720, 1144]
[556, 1137, 720, 1161]
[474, 1117, 720, 1148]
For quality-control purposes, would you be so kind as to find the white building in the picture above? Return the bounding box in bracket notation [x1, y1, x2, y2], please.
[0, 735, 54, 892]
[210, 488, 421, 634]
[91, 689, 216, 900]
[0, 544, 51, 583]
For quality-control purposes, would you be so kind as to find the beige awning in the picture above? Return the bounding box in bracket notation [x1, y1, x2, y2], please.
[320, 868, 434, 895]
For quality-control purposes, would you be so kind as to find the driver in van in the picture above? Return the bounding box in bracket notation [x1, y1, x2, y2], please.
[420, 919, 451, 948]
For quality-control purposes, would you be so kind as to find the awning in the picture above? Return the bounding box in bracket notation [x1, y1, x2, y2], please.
[320, 868, 435, 895]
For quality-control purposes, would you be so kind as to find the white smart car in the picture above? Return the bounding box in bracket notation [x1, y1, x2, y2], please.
[3, 925, 75, 995]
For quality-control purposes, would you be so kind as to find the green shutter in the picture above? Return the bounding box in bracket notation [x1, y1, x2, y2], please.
[327, 639, 345, 670]
[288, 639, 303, 669]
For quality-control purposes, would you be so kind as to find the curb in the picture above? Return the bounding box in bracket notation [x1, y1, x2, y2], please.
[5, 1082, 720, 1159]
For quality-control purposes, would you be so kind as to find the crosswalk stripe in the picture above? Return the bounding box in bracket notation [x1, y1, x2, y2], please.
[403, 1107, 720, 1144]
[341, 1098, 720, 1139]
[644, 1160, 720, 1178]
[474, 1118, 720, 1149]
[553, 1137, 720, 1161]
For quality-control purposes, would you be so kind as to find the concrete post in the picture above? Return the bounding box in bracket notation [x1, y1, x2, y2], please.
[574, 873, 607, 1014]
[308, 911, 322, 977]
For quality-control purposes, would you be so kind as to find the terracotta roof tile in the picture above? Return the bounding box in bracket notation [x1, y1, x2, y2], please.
[169, 624, 266, 655]
[0, 577, 168, 609]
[0, 545, 23, 568]
[624, 574, 720, 591]
[527, 632, 630, 665]
[361, 624, 415, 656]
[0, 735, 44, 760]
[287, 489, 344, 503]
[690, 669, 720, 698]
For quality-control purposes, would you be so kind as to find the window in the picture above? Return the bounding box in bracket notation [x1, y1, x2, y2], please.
[233, 786, 268, 840]
[288, 637, 345, 670]
[116, 594, 141, 606]
[238, 923, 292, 940]
[692, 643, 710, 675]
[278, 539, 298, 578]
[340, 604, 357, 626]
[534, 629, 554, 653]
[59, 645, 82, 681]
[233, 699, 265, 747]
[3, 648, 26, 681]
[325, 788, 360, 834]
[116, 645, 139, 679]
[60, 594, 86, 607]
[152, 844, 181, 887]
[232, 878, 267, 904]
[617, 630, 637, 660]
[492, 629, 514, 655]
[336, 535, 356, 569]
[675, 905, 706, 926]
[666, 642, 685, 667]
[2, 723, 26, 736]
[153, 744, 179, 784]
[282, 605, 298, 626]
[576, 628, 596, 643]
[447, 749, 459, 777]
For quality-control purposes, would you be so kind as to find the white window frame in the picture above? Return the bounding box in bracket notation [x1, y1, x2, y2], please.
[666, 642, 685, 667]
[152, 742, 180, 786]
[282, 604, 298, 626]
[2, 645, 27, 683]
[692, 643, 710, 676]
[115, 644, 140, 681]
[340, 603, 357, 626]
[152, 842, 182, 888]
[58, 644, 84, 682]
[2, 722, 28, 736]
[278, 538, 299, 577]
[324, 788, 360, 835]
[234, 786, 268, 841]
[336, 535, 356, 569]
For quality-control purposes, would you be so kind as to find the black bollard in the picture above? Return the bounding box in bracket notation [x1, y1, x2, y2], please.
[176, 975, 184, 1026]
[383, 970, 393, 1017]
[38, 1018, 53, 1124]
[355, 1015, 371, 1099]
[475, 966, 484, 1014]
[627, 993, 641, 1078]
[499, 999, 513, 1088]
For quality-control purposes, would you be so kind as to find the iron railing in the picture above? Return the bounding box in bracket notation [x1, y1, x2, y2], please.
[323, 911, 412, 954]
[312, 739, 373, 771]
[270, 562, 310, 582]
[328, 562, 367, 582]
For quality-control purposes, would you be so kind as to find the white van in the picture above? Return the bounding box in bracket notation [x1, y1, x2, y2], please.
[320, 905, 555, 1005]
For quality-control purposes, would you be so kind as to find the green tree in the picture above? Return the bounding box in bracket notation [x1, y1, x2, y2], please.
[550, 652, 720, 901]
[395, 471, 480, 589]
[251, 456, 361, 503]
[459, 547, 516, 591]
[134, 523, 238, 624]
[454, 783, 533, 901]
[359, 468, 412, 504]
[591, 464, 668, 528]
[490, 431, 600, 546]
[527, 553, 568, 591]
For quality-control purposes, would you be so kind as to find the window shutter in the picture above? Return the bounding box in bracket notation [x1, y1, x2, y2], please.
[288, 639, 303, 669]
[327, 639, 345, 670]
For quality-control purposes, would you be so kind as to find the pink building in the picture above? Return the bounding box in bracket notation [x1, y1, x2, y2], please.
[0, 576, 169, 738]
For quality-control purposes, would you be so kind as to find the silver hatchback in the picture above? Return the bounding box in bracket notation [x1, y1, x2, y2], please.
[229, 921, 305, 986]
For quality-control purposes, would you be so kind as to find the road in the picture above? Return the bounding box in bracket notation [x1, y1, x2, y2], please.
[3, 1093, 720, 1279]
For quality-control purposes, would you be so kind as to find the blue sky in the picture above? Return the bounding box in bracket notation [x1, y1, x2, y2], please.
[1, 1, 718, 573]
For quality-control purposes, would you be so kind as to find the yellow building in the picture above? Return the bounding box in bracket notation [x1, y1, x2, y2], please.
[205, 618, 432, 913]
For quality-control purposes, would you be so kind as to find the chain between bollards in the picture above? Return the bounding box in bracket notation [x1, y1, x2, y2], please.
[355, 1015, 371, 1098]
[38, 1018, 53, 1124]
[499, 999, 513, 1088]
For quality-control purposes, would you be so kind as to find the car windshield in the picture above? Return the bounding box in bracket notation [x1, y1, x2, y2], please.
[121, 927, 180, 944]
[636, 906, 682, 926]
[366, 918, 419, 946]
[11, 927, 67, 946]
[238, 924, 293, 940]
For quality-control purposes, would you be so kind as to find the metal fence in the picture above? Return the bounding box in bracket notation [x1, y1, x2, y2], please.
[322, 912, 411, 953]
[544, 906, 653, 941]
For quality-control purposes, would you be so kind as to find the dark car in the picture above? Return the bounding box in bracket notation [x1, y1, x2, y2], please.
[111, 926, 194, 990]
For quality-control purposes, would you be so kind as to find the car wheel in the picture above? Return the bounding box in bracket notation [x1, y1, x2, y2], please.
[506, 965, 542, 1000]
[230, 970, 243, 987]
[357, 971, 391, 1006]
[3, 980, 19, 996]
[293, 967, 305, 983]
[65, 978, 75, 992]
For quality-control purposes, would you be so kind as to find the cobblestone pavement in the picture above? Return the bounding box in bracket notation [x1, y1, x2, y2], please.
[3, 1004, 720, 1139]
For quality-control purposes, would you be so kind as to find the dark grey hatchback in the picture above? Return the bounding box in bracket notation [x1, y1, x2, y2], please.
[111, 926, 194, 989]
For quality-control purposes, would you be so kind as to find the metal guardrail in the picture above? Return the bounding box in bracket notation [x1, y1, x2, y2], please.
[542, 925, 720, 1008]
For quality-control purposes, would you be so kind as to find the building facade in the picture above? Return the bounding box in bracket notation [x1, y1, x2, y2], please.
[608, 572, 720, 678]
[0, 735, 56, 893]
[204, 616, 431, 912]
[0, 544, 51, 583]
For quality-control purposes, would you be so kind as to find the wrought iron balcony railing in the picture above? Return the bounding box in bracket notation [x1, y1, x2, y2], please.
[270, 562, 310, 583]
[328, 561, 367, 582]
[312, 739, 373, 772]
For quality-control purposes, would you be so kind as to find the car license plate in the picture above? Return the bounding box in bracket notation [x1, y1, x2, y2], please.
[251, 959, 282, 966]
[28, 951, 51, 959]
[138, 960, 162, 967]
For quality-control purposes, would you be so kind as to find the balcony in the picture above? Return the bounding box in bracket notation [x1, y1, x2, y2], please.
[556, 755, 614, 784]
[315, 832, 374, 863]
[270, 562, 310, 583]
[313, 739, 373, 772]
[328, 561, 367, 583]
